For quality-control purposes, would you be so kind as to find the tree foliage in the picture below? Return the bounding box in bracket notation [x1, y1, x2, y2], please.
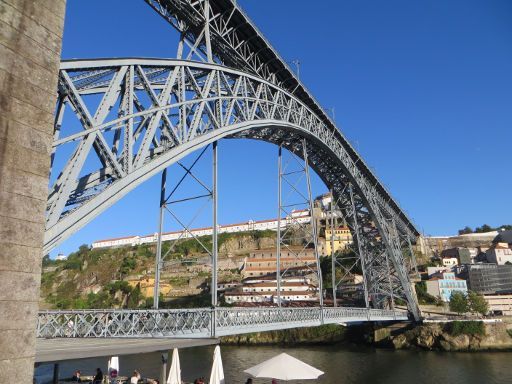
[449, 291, 468, 315]
[458, 224, 512, 235]
[467, 291, 489, 316]
[458, 226, 473, 235]
[447, 321, 485, 336]
[415, 281, 438, 305]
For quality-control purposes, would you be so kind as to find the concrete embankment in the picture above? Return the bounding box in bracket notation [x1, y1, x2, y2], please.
[374, 321, 512, 351]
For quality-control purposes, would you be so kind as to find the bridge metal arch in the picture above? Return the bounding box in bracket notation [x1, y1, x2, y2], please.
[46, 58, 419, 318]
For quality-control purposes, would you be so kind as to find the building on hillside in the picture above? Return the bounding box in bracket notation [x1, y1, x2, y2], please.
[425, 272, 467, 302]
[441, 256, 459, 268]
[325, 226, 352, 254]
[463, 264, 512, 295]
[336, 274, 364, 298]
[55, 253, 67, 261]
[486, 243, 512, 265]
[224, 276, 317, 304]
[217, 281, 242, 293]
[127, 277, 173, 297]
[242, 248, 317, 278]
[441, 247, 479, 265]
[483, 294, 512, 316]
[492, 230, 512, 247]
[426, 266, 450, 277]
[92, 210, 311, 249]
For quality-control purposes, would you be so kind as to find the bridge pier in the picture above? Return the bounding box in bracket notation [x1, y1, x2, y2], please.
[0, 1, 65, 383]
[52, 363, 59, 384]
[160, 351, 169, 384]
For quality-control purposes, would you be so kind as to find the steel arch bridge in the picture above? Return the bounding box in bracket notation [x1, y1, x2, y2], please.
[43, 0, 421, 332]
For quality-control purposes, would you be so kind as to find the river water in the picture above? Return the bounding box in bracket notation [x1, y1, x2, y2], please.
[42, 344, 512, 384]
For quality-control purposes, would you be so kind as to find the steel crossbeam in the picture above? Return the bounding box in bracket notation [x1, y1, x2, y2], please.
[36, 307, 408, 339]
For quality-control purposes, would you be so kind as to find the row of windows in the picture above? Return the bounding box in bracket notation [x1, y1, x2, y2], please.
[439, 281, 466, 289]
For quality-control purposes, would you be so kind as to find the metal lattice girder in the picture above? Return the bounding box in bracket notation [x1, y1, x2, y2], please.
[36, 307, 408, 339]
[46, 58, 420, 319]
[276, 143, 323, 306]
[143, 0, 418, 242]
[46, 59, 412, 251]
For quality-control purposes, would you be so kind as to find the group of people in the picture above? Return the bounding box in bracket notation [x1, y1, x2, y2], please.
[71, 368, 105, 383]
[70, 368, 143, 383]
[70, 369, 267, 384]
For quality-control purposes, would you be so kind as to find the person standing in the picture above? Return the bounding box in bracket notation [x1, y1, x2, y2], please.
[71, 370, 81, 382]
[130, 370, 141, 384]
[93, 368, 103, 384]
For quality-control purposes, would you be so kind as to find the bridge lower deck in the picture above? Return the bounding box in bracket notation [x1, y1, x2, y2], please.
[37, 307, 408, 340]
[36, 337, 218, 363]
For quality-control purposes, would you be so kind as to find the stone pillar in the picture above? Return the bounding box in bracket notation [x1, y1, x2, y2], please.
[0, 1, 66, 383]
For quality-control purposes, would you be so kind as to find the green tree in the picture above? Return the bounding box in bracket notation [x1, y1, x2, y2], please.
[415, 281, 437, 305]
[458, 226, 473, 235]
[449, 291, 468, 315]
[42, 254, 54, 267]
[127, 284, 142, 309]
[467, 291, 489, 316]
[475, 224, 492, 233]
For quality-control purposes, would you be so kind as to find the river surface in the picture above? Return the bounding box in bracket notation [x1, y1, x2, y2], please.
[39, 344, 512, 384]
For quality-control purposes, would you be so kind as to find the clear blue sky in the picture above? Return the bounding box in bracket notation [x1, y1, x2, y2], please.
[53, 0, 512, 256]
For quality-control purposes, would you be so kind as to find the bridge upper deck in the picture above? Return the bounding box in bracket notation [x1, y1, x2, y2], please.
[144, 0, 418, 238]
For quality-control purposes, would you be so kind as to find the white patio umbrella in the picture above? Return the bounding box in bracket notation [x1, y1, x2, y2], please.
[209, 346, 225, 384]
[244, 353, 324, 381]
[167, 348, 181, 384]
[108, 356, 119, 379]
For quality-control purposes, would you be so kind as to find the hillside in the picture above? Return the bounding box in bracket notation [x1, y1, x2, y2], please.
[40, 230, 276, 309]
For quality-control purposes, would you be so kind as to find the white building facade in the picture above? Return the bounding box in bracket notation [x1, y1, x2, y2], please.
[92, 210, 311, 249]
[486, 243, 512, 265]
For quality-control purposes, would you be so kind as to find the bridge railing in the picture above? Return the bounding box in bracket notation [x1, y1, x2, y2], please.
[37, 308, 212, 338]
[36, 307, 408, 338]
[214, 307, 321, 336]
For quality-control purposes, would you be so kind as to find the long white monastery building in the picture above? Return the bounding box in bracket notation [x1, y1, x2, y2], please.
[92, 209, 311, 249]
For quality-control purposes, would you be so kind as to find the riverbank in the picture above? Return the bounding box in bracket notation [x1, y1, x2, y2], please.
[382, 321, 512, 351]
[220, 321, 512, 352]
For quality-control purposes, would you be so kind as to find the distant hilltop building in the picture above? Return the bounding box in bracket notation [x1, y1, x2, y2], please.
[242, 248, 317, 279]
[55, 253, 67, 261]
[325, 226, 352, 254]
[92, 209, 311, 249]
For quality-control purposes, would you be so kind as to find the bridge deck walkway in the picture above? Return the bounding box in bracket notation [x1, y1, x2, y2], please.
[35, 337, 218, 363]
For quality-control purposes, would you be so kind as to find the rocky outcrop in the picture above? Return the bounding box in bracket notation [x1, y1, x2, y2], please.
[219, 234, 275, 255]
[388, 322, 512, 351]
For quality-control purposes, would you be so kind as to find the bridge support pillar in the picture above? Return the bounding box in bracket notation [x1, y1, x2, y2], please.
[52, 363, 59, 384]
[0, 1, 65, 383]
[160, 351, 169, 384]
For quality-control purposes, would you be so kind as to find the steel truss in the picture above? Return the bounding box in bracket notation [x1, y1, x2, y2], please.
[36, 307, 408, 339]
[276, 142, 323, 306]
[46, 58, 420, 319]
[153, 144, 218, 309]
[143, 0, 418, 242]
[45, 0, 421, 321]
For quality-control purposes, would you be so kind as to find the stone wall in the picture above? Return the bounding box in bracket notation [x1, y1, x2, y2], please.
[0, 0, 66, 382]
